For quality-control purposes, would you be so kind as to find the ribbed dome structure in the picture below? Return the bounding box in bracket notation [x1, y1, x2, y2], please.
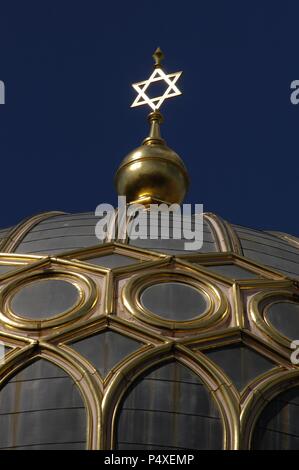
[0, 210, 298, 449]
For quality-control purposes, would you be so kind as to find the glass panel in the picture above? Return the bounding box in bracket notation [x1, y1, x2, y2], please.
[116, 361, 223, 450]
[141, 282, 208, 321]
[204, 264, 261, 279]
[84, 253, 138, 268]
[70, 330, 141, 377]
[0, 359, 86, 449]
[10, 279, 79, 319]
[128, 212, 218, 253]
[253, 387, 299, 449]
[266, 302, 299, 340]
[205, 345, 275, 391]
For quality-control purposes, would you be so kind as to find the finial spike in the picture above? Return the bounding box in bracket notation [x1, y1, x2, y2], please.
[153, 47, 164, 68]
[142, 110, 165, 146]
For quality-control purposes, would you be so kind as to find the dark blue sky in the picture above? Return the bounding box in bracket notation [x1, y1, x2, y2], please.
[0, 1, 298, 235]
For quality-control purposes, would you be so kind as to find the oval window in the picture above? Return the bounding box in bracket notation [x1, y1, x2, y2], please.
[266, 301, 299, 340]
[141, 282, 208, 321]
[10, 279, 80, 320]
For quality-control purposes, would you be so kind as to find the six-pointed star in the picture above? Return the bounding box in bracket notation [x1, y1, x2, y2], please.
[131, 68, 182, 111]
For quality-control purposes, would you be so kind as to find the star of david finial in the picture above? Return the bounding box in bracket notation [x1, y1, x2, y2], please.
[131, 48, 182, 111]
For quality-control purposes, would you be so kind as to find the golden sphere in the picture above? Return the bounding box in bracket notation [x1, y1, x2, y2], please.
[114, 141, 189, 205]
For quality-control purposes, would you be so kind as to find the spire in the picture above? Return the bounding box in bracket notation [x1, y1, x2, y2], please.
[142, 110, 164, 145]
[114, 49, 189, 205]
[152, 47, 164, 67]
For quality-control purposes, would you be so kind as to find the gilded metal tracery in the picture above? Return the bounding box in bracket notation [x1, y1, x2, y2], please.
[0, 232, 297, 449]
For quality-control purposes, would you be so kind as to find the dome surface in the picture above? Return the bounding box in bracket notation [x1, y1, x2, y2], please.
[0, 211, 297, 278]
[0, 209, 298, 449]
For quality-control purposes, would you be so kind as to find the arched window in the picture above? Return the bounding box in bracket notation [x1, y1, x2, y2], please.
[116, 361, 223, 450]
[253, 386, 299, 449]
[0, 359, 86, 449]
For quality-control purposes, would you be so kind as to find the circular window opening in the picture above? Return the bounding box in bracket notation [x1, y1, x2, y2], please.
[140, 282, 208, 321]
[266, 301, 299, 341]
[10, 278, 80, 320]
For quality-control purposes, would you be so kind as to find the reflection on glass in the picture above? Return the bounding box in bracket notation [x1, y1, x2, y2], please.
[10, 279, 80, 320]
[0, 359, 86, 449]
[85, 254, 137, 269]
[204, 264, 261, 280]
[253, 386, 299, 449]
[266, 301, 299, 340]
[70, 330, 141, 377]
[117, 361, 223, 450]
[205, 344, 275, 391]
[141, 282, 208, 321]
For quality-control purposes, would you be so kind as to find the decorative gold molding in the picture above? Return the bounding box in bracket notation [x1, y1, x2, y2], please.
[102, 342, 172, 449]
[0, 237, 297, 449]
[222, 220, 243, 256]
[122, 268, 229, 331]
[183, 331, 291, 394]
[0, 341, 101, 449]
[176, 344, 240, 450]
[241, 368, 299, 449]
[249, 288, 299, 350]
[102, 343, 239, 450]
[58, 241, 167, 263]
[0, 269, 98, 330]
[203, 213, 235, 252]
[44, 314, 169, 349]
[177, 251, 287, 283]
[0, 257, 49, 283]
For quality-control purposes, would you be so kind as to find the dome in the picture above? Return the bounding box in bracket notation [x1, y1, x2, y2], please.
[0, 48, 298, 451]
[0, 209, 298, 449]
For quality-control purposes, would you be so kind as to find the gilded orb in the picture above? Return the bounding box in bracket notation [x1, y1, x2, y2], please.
[114, 111, 189, 205]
